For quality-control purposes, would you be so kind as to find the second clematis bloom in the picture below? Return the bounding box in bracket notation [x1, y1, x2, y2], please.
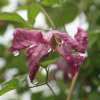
[9, 28, 88, 82]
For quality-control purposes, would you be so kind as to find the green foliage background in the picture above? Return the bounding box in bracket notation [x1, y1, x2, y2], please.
[0, 0, 100, 100]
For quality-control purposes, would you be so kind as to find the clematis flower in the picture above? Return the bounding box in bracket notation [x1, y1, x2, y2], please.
[49, 59, 70, 82]
[9, 28, 88, 82]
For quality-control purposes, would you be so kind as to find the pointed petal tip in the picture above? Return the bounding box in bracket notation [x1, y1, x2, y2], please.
[29, 64, 40, 82]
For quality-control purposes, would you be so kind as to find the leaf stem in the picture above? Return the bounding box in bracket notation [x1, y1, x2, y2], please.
[67, 72, 78, 100]
[29, 83, 46, 88]
[29, 67, 58, 99]
[45, 68, 58, 100]
[45, 68, 49, 83]
[47, 83, 58, 100]
[36, 1, 55, 29]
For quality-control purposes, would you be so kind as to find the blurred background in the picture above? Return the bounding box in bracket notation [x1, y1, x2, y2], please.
[0, 0, 100, 100]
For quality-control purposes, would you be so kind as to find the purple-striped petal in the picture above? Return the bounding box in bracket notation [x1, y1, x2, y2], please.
[29, 63, 40, 82]
[52, 28, 88, 53]
[74, 28, 88, 52]
[25, 44, 50, 81]
[9, 28, 47, 52]
[56, 59, 69, 82]
[57, 43, 85, 77]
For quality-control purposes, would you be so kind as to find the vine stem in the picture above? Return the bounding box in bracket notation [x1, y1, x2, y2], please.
[45, 68, 58, 100]
[47, 83, 58, 99]
[36, 1, 55, 29]
[67, 72, 78, 100]
[29, 83, 46, 88]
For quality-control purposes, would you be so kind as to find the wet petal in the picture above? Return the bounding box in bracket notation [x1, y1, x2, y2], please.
[67, 55, 85, 76]
[29, 63, 40, 82]
[57, 43, 85, 77]
[9, 28, 47, 52]
[56, 59, 69, 82]
[26, 43, 50, 81]
[75, 28, 88, 52]
[52, 28, 87, 53]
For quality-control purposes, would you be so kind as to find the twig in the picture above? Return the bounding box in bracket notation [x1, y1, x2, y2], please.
[36, 1, 55, 29]
[29, 83, 46, 88]
[46, 68, 58, 100]
[47, 83, 58, 100]
[29, 67, 58, 99]
[67, 72, 78, 100]
[45, 68, 49, 83]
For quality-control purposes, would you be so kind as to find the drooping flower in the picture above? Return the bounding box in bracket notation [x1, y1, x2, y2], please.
[49, 59, 69, 82]
[9, 28, 88, 82]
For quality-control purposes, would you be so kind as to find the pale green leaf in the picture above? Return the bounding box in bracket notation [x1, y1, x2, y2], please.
[44, 1, 79, 27]
[27, 2, 40, 24]
[0, 74, 27, 96]
[0, 12, 26, 24]
[3, 78, 19, 89]
[40, 51, 61, 68]
[41, 0, 60, 5]
[0, 87, 14, 96]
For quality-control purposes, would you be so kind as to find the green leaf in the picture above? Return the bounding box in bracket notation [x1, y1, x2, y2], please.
[16, 74, 27, 87]
[31, 92, 43, 100]
[40, 51, 61, 68]
[0, 87, 14, 96]
[34, 67, 46, 84]
[0, 12, 26, 24]
[0, 74, 27, 96]
[0, 79, 19, 96]
[41, 0, 60, 5]
[0, 21, 8, 35]
[27, 2, 40, 24]
[88, 92, 100, 100]
[44, 1, 79, 27]
[16, 5, 28, 11]
[0, 0, 8, 7]
[3, 78, 19, 89]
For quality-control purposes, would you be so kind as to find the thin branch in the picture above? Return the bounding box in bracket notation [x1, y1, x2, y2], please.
[45, 68, 58, 100]
[45, 68, 49, 83]
[67, 72, 78, 100]
[29, 83, 46, 88]
[28, 67, 58, 99]
[47, 83, 58, 100]
[36, 1, 55, 29]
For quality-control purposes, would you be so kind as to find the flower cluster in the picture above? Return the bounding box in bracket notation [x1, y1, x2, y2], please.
[9, 28, 88, 82]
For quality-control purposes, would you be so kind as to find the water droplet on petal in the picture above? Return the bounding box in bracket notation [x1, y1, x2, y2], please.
[33, 79, 38, 85]
[13, 51, 19, 56]
[75, 63, 77, 66]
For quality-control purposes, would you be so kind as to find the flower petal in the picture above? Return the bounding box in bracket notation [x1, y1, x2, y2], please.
[44, 30, 54, 42]
[29, 63, 40, 82]
[74, 28, 88, 52]
[57, 43, 85, 77]
[52, 28, 87, 53]
[9, 28, 47, 52]
[26, 43, 50, 82]
[56, 59, 69, 82]
[67, 55, 84, 76]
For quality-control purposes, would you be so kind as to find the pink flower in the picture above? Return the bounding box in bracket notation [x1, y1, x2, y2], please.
[9, 28, 88, 82]
[49, 59, 69, 82]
